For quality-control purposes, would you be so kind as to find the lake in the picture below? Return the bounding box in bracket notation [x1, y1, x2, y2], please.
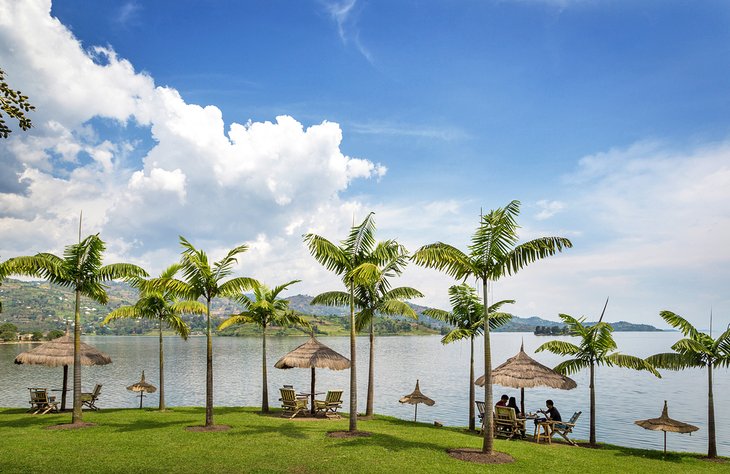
[1, 332, 727, 456]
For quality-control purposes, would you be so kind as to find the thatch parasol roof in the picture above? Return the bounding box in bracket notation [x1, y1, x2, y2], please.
[635, 401, 699, 434]
[14, 334, 112, 367]
[399, 380, 435, 406]
[475, 342, 576, 390]
[274, 337, 350, 370]
[127, 371, 157, 393]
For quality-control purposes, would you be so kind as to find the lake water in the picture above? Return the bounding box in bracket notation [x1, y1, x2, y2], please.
[1, 332, 727, 456]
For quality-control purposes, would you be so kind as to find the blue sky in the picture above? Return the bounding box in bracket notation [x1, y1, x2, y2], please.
[1, 0, 729, 329]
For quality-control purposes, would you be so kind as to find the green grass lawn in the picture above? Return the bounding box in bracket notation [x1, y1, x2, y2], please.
[0, 407, 725, 473]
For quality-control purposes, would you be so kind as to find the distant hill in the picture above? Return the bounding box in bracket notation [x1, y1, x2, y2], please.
[0, 280, 662, 335]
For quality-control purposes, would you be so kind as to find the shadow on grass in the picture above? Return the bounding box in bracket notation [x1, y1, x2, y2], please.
[607, 443, 722, 464]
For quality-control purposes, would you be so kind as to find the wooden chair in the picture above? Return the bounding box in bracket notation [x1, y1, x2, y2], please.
[279, 388, 308, 419]
[475, 401, 486, 429]
[549, 411, 581, 445]
[493, 406, 525, 439]
[81, 384, 102, 411]
[28, 388, 59, 415]
[314, 390, 343, 419]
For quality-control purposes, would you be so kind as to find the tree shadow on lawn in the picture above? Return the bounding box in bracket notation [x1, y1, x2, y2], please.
[324, 429, 452, 454]
[231, 419, 319, 440]
[592, 442, 720, 464]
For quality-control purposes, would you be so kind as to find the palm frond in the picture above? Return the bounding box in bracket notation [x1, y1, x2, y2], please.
[311, 291, 351, 307]
[645, 352, 700, 370]
[219, 277, 259, 298]
[99, 263, 148, 281]
[554, 358, 590, 376]
[607, 353, 661, 377]
[535, 340, 582, 356]
[303, 234, 350, 275]
[382, 286, 423, 301]
[163, 314, 191, 339]
[218, 313, 255, 331]
[378, 300, 418, 318]
[170, 300, 207, 315]
[103, 306, 140, 324]
[659, 310, 700, 339]
[503, 236, 572, 276]
[441, 327, 474, 344]
[411, 242, 474, 280]
[344, 212, 377, 257]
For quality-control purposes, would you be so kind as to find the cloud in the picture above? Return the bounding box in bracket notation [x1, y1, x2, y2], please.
[535, 200, 565, 220]
[350, 121, 470, 141]
[0, 0, 386, 282]
[116, 1, 141, 26]
[322, 0, 373, 63]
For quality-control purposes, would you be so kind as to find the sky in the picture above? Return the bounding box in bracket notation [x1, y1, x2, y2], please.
[1, 0, 729, 330]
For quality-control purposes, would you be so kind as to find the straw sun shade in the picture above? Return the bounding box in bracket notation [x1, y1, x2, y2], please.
[127, 370, 157, 408]
[274, 337, 350, 414]
[14, 333, 112, 410]
[399, 379, 435, 422]
[635, 400, 699, 455]
[475, 342, 576, 415]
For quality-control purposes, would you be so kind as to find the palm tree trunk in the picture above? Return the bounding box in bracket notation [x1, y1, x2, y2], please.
[262, 323, 269, 413]
[481, 279, 493, 454]
[469, 335, 475, 431]
[159, 321, 165, 411]
[349, 279, 357, 432]
[589, 362, 596, 445]
[708, 363, 716, 458]
[72, 289, 82, 423]
[365, 318, 375, 417]
[205, 298, 213, 427]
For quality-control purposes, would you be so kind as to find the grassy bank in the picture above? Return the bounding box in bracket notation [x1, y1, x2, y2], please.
[0, 407, 724, 473]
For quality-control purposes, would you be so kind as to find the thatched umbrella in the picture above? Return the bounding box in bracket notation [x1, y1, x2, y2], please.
[274, 336, 350, 414]
[399, 379, 435, 422]
[635, 400, 699, 455]
[14, 332, 112, 410]
[475, 341, 576, 415]
[127, 370, 157, 408]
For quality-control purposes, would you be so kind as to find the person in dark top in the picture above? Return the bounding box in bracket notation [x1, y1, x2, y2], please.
[495, 394, 509, 408]
[507, 396, 521, 417]
[541, 399, 561, 422]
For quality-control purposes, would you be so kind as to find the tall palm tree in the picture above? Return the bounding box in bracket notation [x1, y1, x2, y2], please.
[536, 305, 660, 446]
[155, 236, 258, 427]
[16, 234, 147, 423]
[646, 310, 730, 459]
[102, 264, 206, 410]
[312, 243, 423, 417]
[423, 283, 513, 431]
[304, 213, 399, 431]
[412, 200, 572, 454]
[218, 280, 309, 413]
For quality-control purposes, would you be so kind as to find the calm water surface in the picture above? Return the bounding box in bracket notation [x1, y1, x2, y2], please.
[1, 332, 727, 456]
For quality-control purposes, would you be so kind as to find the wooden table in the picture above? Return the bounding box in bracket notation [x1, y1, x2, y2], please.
[297, 392, 324, 415]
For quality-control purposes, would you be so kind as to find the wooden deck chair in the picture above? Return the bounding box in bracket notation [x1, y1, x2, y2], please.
[279, 388, 308, 419]
[314, 390, 344, 419]
[493, 406, 525, 439]
[475, 401, 486, 429]
[549, 411, 581, 445]
[81, 384, 102, 411]
[28, 388, 59, 415]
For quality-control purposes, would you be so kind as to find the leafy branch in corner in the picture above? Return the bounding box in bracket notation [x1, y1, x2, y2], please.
[1, 67, 35, 138]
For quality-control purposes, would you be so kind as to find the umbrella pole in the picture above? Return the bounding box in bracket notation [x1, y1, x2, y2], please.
[61, 365, 68, 411]
[311, 367, 316, 415]
[520, 387, 525, 416]
[414, 404, 418, 423]
[139, 392, 144, 409]
[663, 430, 666, 456]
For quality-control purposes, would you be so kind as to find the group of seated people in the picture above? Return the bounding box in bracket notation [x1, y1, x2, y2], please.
[495, 394, 562, 424]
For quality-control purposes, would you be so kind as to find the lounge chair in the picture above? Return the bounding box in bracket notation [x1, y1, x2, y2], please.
[314, 390, 343, 419]
[475, 400, 486, 429]
[28, 388, 59, 415]
[81, 384, 102, 411]
[279, 388, 308, 419]
[549, 411, 581, 445]
[494, 406, 525, 439]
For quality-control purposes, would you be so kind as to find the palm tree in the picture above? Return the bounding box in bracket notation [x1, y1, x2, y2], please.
[218, 280, 309, 413]
[536, 305, 660, 446]
[423, 283, 513, 431]
[312, 243, 423, 417]
[16, 234, 147, 423]
[304, 213, 399, 431]
[155, 236, 258, 427]
[412, 200, 572, 454]
[646, 310, 730, 459]
[102, 264, 206, 410]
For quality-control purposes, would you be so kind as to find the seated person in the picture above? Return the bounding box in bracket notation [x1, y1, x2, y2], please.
[507, 396, 521, 417]
[495, 394, 509, 408]
[535, 399, 561, 424]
